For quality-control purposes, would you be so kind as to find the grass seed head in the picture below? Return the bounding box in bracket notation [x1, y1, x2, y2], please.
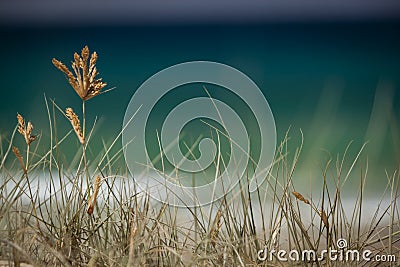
[87, 175, 102, 215]
[319, 209, 329, 228]
[17, 113, 36, 146]
[52, 45, 109, 101]
[65, 108, 85, 145]
[292, 191, 310, 205]
[12, 146, 26, 174]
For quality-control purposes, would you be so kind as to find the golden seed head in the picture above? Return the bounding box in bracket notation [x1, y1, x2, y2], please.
[12, 146, 26, 174]
[87, 175, 102, 215]
[16, 113, 36, 146]
[65, 108, 85, 145]
[81, 45, 90, 61]
[27, 122, 33, 136]
[17, 114, 25, 135]
[89, 52, 98, 74]
[73, 52, 80, 65]
[52, 45, 110, 101]
[12, 146, 22, 160]
[292, 191, 310, 205]
[210, 210, 222, 245]
[319, 209, 329, 228]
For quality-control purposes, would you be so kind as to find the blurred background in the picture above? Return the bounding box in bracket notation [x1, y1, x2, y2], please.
[0, 0, 399, 193]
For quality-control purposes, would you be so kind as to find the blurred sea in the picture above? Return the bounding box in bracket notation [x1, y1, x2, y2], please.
[0, 22, 399, 192]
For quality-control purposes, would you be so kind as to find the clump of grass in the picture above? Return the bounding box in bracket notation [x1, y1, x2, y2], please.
[0, 47, 398, 267]
[53, 45, 113, 198]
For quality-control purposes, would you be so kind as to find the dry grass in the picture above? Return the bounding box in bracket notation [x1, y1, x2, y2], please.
[0, 47, 399, 266]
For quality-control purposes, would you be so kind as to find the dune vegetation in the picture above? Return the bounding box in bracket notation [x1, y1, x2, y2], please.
[0, 46, 398, 266]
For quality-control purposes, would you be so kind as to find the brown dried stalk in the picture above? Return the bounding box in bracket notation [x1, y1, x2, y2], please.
[65, 108, 85, 144]
[292, 191, 310, 205]
[87, 175, 101, 215]
[319, 209, 329, 228]
[52, 45, 109, 101]
[210, 210, 222, 246]
[127, 208, 138, 267]
[12, 146, 26, 174]
[17, 113, 36, 146]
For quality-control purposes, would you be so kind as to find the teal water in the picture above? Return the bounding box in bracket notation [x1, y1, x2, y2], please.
[0, 22, 399, 190]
